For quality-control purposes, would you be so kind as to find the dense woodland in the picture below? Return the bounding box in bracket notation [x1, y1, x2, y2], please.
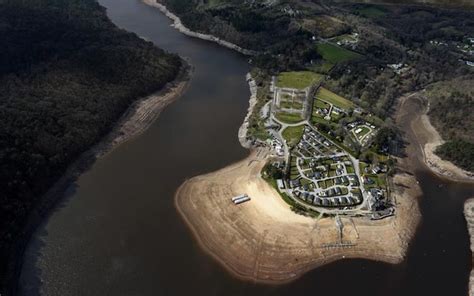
[427, 79, 474, 171]
[436, 140, 474, 172]
[0, 0, 181, 288]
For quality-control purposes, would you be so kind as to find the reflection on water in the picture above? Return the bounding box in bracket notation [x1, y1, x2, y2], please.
[19, 0, 474, 295]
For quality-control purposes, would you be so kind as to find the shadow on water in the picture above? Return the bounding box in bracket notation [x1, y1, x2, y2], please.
[18, 0, 474, 295]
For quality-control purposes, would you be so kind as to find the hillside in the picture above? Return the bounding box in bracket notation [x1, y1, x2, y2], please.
[333, 0, 473, 7]
[157, 0, 473, 170]
[0, 0, 182, 288]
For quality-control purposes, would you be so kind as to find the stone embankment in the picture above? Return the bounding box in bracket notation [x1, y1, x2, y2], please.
[464, 198, 474, 296]
[142, 0, 257, 56]
[238, 73, 258, 149]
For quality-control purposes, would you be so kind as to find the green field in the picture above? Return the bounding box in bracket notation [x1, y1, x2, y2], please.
[356, 6, 387, 18]
[282, 125, 305, 147]
[310, 61, 334, 74]
[314, 98, 330, 109]
[316, 43, 361, 64]
[346, 165, 355, 174]
[275, 112, 304, 124]
[276, 71, 323, 89]
[316, 87, 354, 109]
[280, 100, 303, 110]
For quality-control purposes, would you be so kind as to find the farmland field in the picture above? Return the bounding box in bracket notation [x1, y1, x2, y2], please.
[316, 87, 354, 109]
[276, 71, 323, 89]
[275, 112, 305, 124]
[316, 43, 361, 63]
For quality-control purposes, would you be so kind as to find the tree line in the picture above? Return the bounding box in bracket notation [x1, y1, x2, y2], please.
[0, 0, 181, 287]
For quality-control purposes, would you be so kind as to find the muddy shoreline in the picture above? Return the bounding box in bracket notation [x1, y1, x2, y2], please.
[398, 93, 474, 184]
[4, 61, 192, 296]
[142, 0, 257, 56]
[237, 73, 257, 149]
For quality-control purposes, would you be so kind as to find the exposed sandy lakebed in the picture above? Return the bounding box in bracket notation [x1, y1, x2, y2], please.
[175, 147, 421, 283]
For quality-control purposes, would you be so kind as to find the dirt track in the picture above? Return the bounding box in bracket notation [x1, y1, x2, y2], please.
[175, 148, 420, 283]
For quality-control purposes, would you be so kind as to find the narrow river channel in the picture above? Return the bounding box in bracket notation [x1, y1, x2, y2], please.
[19, 0, 474, 295]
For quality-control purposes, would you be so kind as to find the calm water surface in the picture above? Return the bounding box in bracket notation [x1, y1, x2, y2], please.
[19, 0, 474, 295]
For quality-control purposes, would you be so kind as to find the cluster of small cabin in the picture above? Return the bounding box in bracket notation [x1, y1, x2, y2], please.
[315, 104, 347, 121]
[334, 175, 359, 186]
[346, 120, 375, 131]
[294, 190, 361, 208]
[363, 164, 387, 175]
[297, 128, 335, 156]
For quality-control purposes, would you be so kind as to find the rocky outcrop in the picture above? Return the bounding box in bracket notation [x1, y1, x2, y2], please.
[238, 73, 258, 149]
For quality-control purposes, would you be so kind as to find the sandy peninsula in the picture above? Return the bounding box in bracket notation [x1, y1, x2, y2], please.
[175, 147, 420, 283]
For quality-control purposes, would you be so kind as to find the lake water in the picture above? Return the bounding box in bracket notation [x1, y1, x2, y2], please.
[19, 0, 474, 295]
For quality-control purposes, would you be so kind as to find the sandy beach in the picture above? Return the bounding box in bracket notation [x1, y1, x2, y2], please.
[398, 93, 474, 183]
[175, 147, 420, 283]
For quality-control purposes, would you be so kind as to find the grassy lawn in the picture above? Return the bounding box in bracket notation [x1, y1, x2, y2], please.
[276, 71, 323, 89]
[346, 165, 355, 174]
[356, 6, 387, 18]
[316, 87, 353, 109]
[316, 43, 361, 64]
[280, 101, 293, 109]
[313, 98, 331, 109]
[360, 162, 369, 173]
[318, 180, 327, 189]
[376, 174, 387, 187]
[292, 101, 303, 110]
[309, 61, 334, 74]
[311, 114, 329, 125]
[275, 112, 304, 124]
[325, 179, 334, 187]
[282, 125, 305, 147]
[280, 99, 304, 110]
[330, 112, 343, 122]
[354, 125, 371, 140]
